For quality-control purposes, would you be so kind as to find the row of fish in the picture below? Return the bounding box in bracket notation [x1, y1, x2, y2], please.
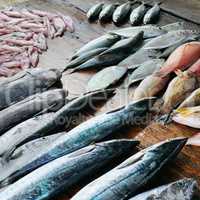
[0, 8, 74, 76]
[87, 2, 161, 26]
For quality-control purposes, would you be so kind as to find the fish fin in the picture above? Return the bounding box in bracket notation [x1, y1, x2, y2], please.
[187, 133, 200, 146]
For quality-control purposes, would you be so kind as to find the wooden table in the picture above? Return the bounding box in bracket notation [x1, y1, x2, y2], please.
[1, 0, 200, 199]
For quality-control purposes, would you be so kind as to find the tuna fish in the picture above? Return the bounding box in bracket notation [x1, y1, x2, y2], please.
[87, 3, 104, 21]
[130, 3, 146, 25]
[99, 4, 118, 22]
[0, 140, 139, 200]
[71, 137, 187, 200]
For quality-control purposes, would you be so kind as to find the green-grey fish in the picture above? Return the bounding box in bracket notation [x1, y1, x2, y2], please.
[109, 25, 166, 39]
[162, 22, 185, 32]
[71, 32, 143, 72]
[87, 3, 104, 21]
[112, 2, 132, 24]
[130, 178, 198, 200]
[128, 59, 165, 86]
[99, 4, 118, 22]
[72, 33, 121, 59]
[65, 47, 108, 69]
[0, 139, 139, 200]
[71, 137, 187, 200]
[130, 3, 146, 25]
[86, 66, 127, 92]
[143, 3, 161, 24]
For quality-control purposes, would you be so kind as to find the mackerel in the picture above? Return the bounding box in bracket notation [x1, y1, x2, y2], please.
[87, 3, 104, 21]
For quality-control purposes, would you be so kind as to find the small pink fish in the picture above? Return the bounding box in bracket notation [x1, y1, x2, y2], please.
[21, 8, 40, 19]
[52, 16, 66, 37]
[31, 9, 55, 19]
[4, 38, 35, 46]
[60, 15, 75, 33]
[2, 10, 22, 18]
[44, 16, 55, 39]
[0, 12, 11, 21]
[0, 45, 24, 53]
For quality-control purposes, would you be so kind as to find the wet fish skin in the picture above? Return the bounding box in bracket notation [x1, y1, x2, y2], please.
[0, 68, 62, 111]
[65, 47, 108, 69]
[112, 2, 132, 24]
[130, 3, 146, 25]
[87, 3, 104, 21]
[99, 4, 118, 22]
[0, 89, 67, 135]
[143, 3, 160, 24]
[129, 178, 198, 200]
[71, 32, 143, 72]
[86, 66, 127, 92]
[0, 139, 139, 200]
[72, 33, 121, 59]
[0, 97, 154, 186]
[71, 137, 187, 200]
[128, 59, 165, 86]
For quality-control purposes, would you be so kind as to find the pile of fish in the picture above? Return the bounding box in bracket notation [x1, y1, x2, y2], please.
[87, 2, 161, 26]
[0, 8, 74, 77]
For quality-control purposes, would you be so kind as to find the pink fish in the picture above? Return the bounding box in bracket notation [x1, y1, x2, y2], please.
[0, 45, 24, 53]
[4, 38, 35, 46]
[31, 9, 55, 19]
[0, 12, 11, 21]
[2, 10, 22, 18]
[52, 16, 66, 37]
[60, 14, 75, 33]
[44, 16, 55, 39]
[21, 8, 40, 19]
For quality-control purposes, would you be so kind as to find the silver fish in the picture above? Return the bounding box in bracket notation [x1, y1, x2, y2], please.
[130, 3, 146, 25]
[99, 4, 118, 22]
[87, 3, 104, 21]
[71, 137, 187, 200]
[143, 3, 160, 24]
[161, 22, 185, 32]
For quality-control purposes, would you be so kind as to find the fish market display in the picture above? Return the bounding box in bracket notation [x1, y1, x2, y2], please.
[0, 97, 154, 185]
[71, 137, 187, 200]
[0, 140, 139, 200]
[0, 8, 74, 76]
[71, 32, 143, 72]
[0, 68, 61, 111]
[128, 59, 165, 86]
[87, 3, 104, 21]
[143, 3, 161, 24]
[99, 4, 118, 22]
[0, 89, 114, 158]
[86, 66, 127, 92]
[130, 178, 198, 200]
[0, 89, 66, 135]
[130, 3, 146, 25]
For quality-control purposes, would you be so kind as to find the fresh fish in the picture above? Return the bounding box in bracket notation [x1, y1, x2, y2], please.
[72, 33, 121, 59]
[71, 137, 187, 200]
[133, 74, 170, 100]
[173, 106, 200, 128]
[129, 178, 198, 200]
[0, 139, 139, 200]
[143, 3, 161, 24]
[109, 25, 166, 39]
[71, 32, 143, 72]
[87, 3, 104, 21]
[0, 68, 62, 111]
[0, 89, 115, 158]
[65, 47, 108, 69]
[0, 97, 154, 185]
[157, 42, 200, 76]
[0, 89, 66, 135]
[86, 66, 127, 92]
[143, 30, 199, 50]
[130, 3, 146, 25]
[99, 4, 118, 22]
[161, 71, 200, 113]
[112, 2, 132, 24]
[128, 59, 165, 86]
[161, 22, 185, 32]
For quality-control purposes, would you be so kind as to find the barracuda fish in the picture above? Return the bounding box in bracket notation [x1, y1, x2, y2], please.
[71, 33, 121, 60]
[71, 32, 143, 72]
[130, 3, 146, 25]
[161, 22, 185, 32]
[143, 3, 161, 24]
[112, 2, 132, 24]
[128, 59, 165, 86]
[129, 178, 198, 200]
[0, 97, 154, 186]
[0, 89, 66, 135]
[86, 66, 127, 92]
[0, 68, 61, 111]
[99, 4, 118, 22]
[65, 47, 108, 69]
[109, 25, 166, 39]
[0, 139, 139, 200]
[87, 3, 104, 21]
[0, 89, 115, 159]
[143, 30, 200, 50]
[71, 137, 187, 200]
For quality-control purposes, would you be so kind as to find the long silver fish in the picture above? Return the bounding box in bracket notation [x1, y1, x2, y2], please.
[99, 4, 118, 22]
[87, 3, 104, 21]
[0, 139, 139, 200]
[0, 68, 62, 111]
[129, 178, 198, 200]
[0, 97, 154, 186]
[130, 3, 146, 25]
[71, 137, 187, 200]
